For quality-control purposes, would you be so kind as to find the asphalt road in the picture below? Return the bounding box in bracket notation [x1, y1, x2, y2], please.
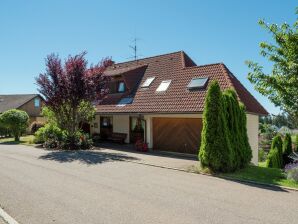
[0, 144, 297, 224]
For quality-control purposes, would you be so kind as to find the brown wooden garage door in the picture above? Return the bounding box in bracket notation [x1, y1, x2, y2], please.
[153, 117, 202, 154]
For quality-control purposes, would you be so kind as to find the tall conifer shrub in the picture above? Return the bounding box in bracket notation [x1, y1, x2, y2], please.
[283, 133, 292, 165]
[199, 81, 233, 172]
[266, 135, 283, 168]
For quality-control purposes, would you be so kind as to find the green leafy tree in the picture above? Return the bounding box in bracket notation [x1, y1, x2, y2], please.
[266, 135, 283, 168]
[36, 53, 112, 149]
[0, 109, 29, 141]
[246, 9, 298, 120]
[199, 81, 233, 172]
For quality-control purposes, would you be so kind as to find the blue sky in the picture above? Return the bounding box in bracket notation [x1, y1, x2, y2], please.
[0, 0, 296, 114]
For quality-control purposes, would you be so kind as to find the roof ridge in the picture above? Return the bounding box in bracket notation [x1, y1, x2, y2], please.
[0, 93, 38, 96]
[220, 64, 268, 114]
[114, 51, 183, 66]
[219, 63, 234, 89]
[182, 62, 223, 70]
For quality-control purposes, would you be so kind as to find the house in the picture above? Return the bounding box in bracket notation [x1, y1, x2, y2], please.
[91, 51, 268, 164]
[0, 94, 44, 124]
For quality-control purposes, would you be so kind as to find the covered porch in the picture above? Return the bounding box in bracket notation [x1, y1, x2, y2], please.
[90, 113, 203, 155]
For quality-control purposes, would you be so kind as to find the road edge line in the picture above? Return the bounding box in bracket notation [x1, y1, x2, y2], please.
[0, 207, 19, 224]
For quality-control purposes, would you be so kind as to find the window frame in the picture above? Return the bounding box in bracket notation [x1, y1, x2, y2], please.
[156, 80, 172, 92]
[187, 77, 209, 90]
[141, 77, 155, 88]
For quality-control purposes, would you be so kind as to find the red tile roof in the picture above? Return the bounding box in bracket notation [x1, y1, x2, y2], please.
[96, 51, 268, 115]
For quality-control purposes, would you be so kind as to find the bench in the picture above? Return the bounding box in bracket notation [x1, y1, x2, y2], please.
[108, 133, 127, 144]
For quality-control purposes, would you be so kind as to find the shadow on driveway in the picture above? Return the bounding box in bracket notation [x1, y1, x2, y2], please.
[39, 150, 140, 165]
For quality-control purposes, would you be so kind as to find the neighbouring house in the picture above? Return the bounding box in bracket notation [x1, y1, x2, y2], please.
[91, 51, 268, 164]
[0, 94, 45, 124]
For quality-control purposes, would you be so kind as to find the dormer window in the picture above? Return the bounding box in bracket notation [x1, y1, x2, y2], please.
[187, 77, 209, 90]
[156, 80, 171, 92]
[117, 81, 126, 93]
[141, 77, 155, 88]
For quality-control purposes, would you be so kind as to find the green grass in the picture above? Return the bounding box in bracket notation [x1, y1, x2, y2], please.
[220, 165, 298, 189]
[188, 162, 298, 189]
[0, 135, 35, 145]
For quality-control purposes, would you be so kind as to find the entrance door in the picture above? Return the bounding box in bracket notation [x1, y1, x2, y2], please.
[130, 117, 146, 143]
[153, 117, 202, 154]
[100, 116, 113, 139]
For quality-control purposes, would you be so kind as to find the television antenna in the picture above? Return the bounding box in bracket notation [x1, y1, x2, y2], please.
[128, 37, 142, 60]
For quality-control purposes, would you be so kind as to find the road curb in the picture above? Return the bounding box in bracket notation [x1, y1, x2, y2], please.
[0, 207, 19, 224]
[127, 160, 298, 192]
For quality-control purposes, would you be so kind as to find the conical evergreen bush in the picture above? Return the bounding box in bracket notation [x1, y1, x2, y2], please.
[199, 81, 233, 172]
[266, 135, 283, 168]
[239, 103, 252, 167]
[283, 133, 292, 165]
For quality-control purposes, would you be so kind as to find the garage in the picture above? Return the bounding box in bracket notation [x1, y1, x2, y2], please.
[152, 117, 202, 154]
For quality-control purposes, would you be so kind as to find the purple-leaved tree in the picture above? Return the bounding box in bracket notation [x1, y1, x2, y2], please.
[36, 52, 113, 149]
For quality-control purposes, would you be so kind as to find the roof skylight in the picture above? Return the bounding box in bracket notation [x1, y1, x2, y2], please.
[187, 77, 209, 90]
[117, 97, 133, 107]
[156, 80, 171, 92]
[141, 77, 155, 88]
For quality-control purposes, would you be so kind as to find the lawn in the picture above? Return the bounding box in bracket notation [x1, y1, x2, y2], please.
[220, 165, 298, 189]
[0, 135, 35, 145]
[189, 162, 298, 189]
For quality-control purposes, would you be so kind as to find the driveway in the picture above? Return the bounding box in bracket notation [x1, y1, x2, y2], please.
[0, 144, 297, 224]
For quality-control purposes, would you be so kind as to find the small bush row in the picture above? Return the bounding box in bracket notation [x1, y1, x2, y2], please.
[266, 133, 295, 168]
[34, 123, 92, 150]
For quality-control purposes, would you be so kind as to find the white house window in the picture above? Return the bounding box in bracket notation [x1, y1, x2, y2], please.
[141, 77, 155, 88]
[34, 98, 40, 108]
[156, 80, 171, 92]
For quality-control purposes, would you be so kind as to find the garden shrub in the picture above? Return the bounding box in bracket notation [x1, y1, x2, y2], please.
[0, 109, 29, 141]
[296, 134, 298, 151]
[60, 131, 81, 150]
[285, 163, 298, 182]
[0, 122, 10, 138]
[199, 81, 233, 172]
[30, 121, 45, 134]
[60, 131, 93, 150]
[79, 133, 93, 149]
[283, 133, 293, 165]
[266, 135, 283, 168]
[34, 123, 63, 148]
[266, 148, 282, 168]
[258, 148, 266, 162]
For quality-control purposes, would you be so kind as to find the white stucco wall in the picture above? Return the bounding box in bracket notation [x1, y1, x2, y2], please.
[246, 114, 259, 165]
[90, 115, 101, 134]
[112, 115, 130, 143]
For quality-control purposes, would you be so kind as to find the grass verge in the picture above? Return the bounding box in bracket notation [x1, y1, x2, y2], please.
[188, 163, 298, 189]
[0, 135, 35, 145]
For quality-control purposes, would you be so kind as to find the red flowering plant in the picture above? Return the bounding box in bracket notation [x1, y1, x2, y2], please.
[36, 52, 113, 149]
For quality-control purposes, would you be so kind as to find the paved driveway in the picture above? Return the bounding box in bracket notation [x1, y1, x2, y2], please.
[0, 144, 297, 224]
